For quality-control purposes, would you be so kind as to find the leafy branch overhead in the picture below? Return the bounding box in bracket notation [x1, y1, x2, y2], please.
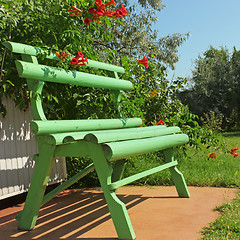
[0, 0, 206, 148]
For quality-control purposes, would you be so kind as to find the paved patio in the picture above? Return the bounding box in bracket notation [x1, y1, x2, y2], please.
[0, 186, 238, 240]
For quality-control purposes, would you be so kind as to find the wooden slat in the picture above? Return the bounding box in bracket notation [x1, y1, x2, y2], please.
[84, 126, 180, 143]
[102, 134, 189, 161]
[108, 161, 178, 190]
[31, 118, 142, 135]
[3, 41, 125, 73]
[15, 60, 132, 90]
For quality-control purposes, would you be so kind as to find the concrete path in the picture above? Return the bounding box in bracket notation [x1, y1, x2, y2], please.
[0, 186, 238, 240]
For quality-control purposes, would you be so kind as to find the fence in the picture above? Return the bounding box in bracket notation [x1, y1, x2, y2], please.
[0, 97, 67, 200]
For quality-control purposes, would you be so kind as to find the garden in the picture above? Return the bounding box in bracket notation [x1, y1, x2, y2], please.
[0, 0, 240, 238]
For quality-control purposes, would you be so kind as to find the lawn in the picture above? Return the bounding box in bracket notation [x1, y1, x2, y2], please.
[124, 131, 240, 239]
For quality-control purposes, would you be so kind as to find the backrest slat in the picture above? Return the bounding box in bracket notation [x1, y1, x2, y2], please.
[15, 60, 133, 91]
[3, 41, 125, 73]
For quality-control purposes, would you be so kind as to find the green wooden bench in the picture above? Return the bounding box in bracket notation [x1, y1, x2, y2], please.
[3, 41, 190, 240]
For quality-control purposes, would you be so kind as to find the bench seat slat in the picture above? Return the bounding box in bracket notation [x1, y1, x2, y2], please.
[102, 134, 189, 161]
[83, 126, 181, 143]
[49, 125, 166, 144]
[30, 118, 142, 135]
[15, 60, 132, 90]
[62, 125, 167, 143]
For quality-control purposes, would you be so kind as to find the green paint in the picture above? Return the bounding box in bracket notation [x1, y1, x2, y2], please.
[4, 41, 190, 239]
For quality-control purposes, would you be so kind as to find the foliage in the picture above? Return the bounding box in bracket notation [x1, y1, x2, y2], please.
[0, 0, 220, 187]
[178, 46, 240, 130]
[201, 111, 223, 133]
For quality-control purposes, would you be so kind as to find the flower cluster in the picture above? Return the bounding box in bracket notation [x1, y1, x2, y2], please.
[151, 120, 165, 125]
[151, 91, 158, 97]
[68, 1, 127, 25]
[70, 52, 88, 66]
[208, 152, 217, 159]
[208, 147, 239, 159]
[85, 1, 127, 25]
[229, 148, 239, 158]
[56, 51, 69, 61]
[55, 51, 88, 69]
[156, 120, 164, 125]
[67, 6, 83, 17]
[137, 56, 149, 68]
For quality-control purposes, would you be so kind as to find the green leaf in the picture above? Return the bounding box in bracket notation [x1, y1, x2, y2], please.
[104, 17, 111, 28]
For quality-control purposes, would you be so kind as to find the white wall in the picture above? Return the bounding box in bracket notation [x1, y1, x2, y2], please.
[0, 97, 67, 200]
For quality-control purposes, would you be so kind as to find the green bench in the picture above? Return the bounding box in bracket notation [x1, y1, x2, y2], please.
[3, 41, 190, 240]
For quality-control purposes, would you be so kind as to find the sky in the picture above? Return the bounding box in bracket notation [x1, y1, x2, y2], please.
[154, 0, 240, 80]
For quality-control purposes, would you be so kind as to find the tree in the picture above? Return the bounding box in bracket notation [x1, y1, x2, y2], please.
[178, 46, 240, 129]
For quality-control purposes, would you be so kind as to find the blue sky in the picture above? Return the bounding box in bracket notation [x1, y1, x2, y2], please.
[154, 0, 240, 79]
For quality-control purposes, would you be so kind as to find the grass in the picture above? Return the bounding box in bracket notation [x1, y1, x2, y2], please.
[201, 192, 240, 239]
[180, 132, 240, 188]
[125, 131, 240, 188]
[124, 131, 240, 239]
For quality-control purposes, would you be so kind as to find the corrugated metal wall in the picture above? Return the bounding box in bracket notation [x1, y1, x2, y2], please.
[0, 97, 67, 200]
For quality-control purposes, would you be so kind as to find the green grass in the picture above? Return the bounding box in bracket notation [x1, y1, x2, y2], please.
[180, 132, 240, 188]
[125, 131, 240, 188]
[201, 192, 240, 239]
[124, 131, 240, 239]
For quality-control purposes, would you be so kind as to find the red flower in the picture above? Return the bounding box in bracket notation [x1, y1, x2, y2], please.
[88, 7, 96, 14]
[119, 4, 127, 15]
[156, 120, 164, 125]
[113, 9, 124, 18]
[95, 0, 103, 9]
[70, 57, 79, 65]
[84, 18, 92, 25]
[104, 9, 113, 17]
[86, 1, 127, 25]
[137, 56, 149, 68]
[96, 9, 104, 16]
[234, 153, 239, 158]
[229, 148, 239, 154]
[208, 152, 217, 159]
[151, 91, 158, 97]
[70, 53, 88, 67]
[105, 0, 116, 6]
[67, 5, 83, 17]
[56, 50, 69, 61]
[75, 52, 84, 59]
[229, 148, 239, 158]
[77, 57, 89, 66]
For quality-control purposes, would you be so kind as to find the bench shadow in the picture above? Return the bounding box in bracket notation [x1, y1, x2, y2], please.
[0, 189, 178, 240]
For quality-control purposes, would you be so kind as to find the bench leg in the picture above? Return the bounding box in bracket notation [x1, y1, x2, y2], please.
[89, 144, 136, 240]
[17, 142, 56, 230]
[164, 148, 190, 198]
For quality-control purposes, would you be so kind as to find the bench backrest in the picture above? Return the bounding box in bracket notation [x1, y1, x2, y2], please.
[3, 41, 142, 132]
